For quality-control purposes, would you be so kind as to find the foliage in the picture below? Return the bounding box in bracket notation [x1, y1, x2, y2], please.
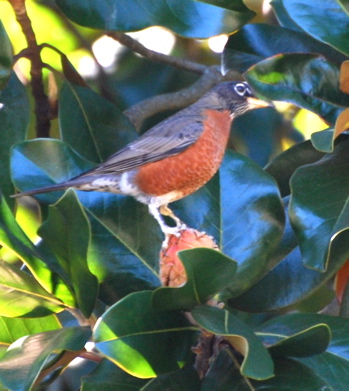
[1, 0, 349, 389]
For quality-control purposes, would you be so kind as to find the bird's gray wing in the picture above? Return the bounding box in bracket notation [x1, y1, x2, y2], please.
[83, 113, 204, 175]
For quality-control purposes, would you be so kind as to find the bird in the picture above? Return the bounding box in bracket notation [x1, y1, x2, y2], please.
[12, 81, 271, 235]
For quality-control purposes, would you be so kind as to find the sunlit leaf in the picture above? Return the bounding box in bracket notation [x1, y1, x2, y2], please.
[38, 190, 98, 317]
[93, 291, 197, 378]
[0, 327, 91, 391]
[0, 194, 75, 306]
[0, 259, 65, 317]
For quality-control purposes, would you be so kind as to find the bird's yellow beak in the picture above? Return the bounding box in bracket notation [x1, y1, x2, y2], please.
[247, 96, 273, 109]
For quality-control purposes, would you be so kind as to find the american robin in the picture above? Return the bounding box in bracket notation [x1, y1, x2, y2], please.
[12, 81, 270, 234]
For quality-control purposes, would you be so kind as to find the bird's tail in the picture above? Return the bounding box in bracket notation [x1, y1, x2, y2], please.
[11, 182, 74, 198]
[11, 174, 124, 198]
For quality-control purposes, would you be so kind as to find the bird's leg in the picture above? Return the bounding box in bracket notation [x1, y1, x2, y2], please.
[148, 205, 186, 236]
[159, 205, 186, 229]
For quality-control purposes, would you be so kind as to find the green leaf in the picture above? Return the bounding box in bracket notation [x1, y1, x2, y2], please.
[59, 82, 137, 163]
[256, 315, 331, 357]
[271, 0, 304, 32]
[0, 195, 75, 307]
[223, 23, 346, 73]
[281, 0, 349, 56]
[289, 139, 349, 271]
[0, 20, 12, 90]
[152, 248, 237, 311]
[218, 151, 285, 298]
[38, 190, 98, 317]
[55, 0, 254, 39]
[230, 244, 342, 312]
[0, 316, 61, 350]
[11, 139, 95, 205]
[0, 259, 65, 317]
[81, 359, 147, 391]
[11, 140, 163, 292]
[191, 305, 274, 380]
[142, 365, 200, 390]
[245, 53, 349, 125]
[87, 210, 160, 304]
[265, 140, 326, 197]
[93, 291, 197, 378]
[0, 73, 29, 207]
[0, 326, 91, 391]
[310, 128, 335, 153]
[201, 349, 331, 390]
[257, 313, 349, 390]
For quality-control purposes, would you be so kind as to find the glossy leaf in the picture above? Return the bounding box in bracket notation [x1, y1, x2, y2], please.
[87, 210, 160, 304]
[281, 0, 349, 56]
[201, 349, 331, 390]
[231, 240, 347, 312]
[59, 82, 136, 163]
[265, 140, 325, 197]
[81, 359, 147, 391]
[11, 139, 95, 204]
[0, 316, 61, 350]
[0, 195, 75, 307]
[0, 73, 29, 207]
[257, 321, 330, 358]
[218, 151, 285, 298]
[55, 0, 254, 39]
[271, 0, 310, 32]
[257, 313, 349, 390]
[93, 291, 197, 378]
[12, 141, 285, 300]
[152, 248, 237, 311]
[192, 305, 274, 380]
[0, 20, 12, 90]
[0, 327, 91, 391]
[311, 129, 335, 153]
[223, 23, 346, 73]
[142, 365, 200, 390]
[38, 190, 98, 317]
[290, 139, 349, 271]
[245, 53, 349, 125]
[11, 140, 163, 290]
[0, 259, 65, 317]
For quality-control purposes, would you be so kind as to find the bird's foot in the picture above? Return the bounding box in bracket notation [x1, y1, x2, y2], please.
[148, 204, 187, 241]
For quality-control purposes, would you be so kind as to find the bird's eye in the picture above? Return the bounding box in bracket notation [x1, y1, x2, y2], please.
[234, 83, 250, 97]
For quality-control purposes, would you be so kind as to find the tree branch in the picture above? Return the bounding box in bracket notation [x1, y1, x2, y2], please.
[124, 66, 224, 130]
[9, 0, 51, 137]
[108, 31, 207, 74]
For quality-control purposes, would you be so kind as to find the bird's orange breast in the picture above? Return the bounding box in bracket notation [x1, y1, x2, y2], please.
[134, 109, 232, 200]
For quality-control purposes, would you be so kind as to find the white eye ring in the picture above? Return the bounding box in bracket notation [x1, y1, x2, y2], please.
[234, 83, 250, 97]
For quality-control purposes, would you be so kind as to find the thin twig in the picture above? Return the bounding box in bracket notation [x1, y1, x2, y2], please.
[108, 31, 207, 74]
[9, 0, 51, 137]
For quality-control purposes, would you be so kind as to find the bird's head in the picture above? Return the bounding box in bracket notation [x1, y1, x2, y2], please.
[212, 81, 272, 117]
